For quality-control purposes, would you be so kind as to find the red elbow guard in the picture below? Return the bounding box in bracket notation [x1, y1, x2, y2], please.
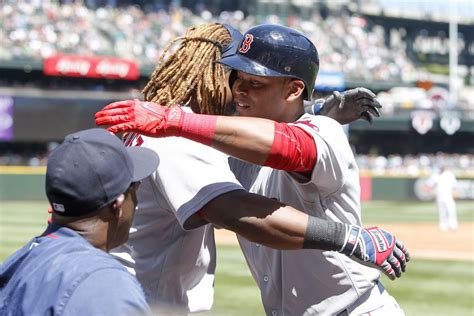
[264, 122, 317, 172]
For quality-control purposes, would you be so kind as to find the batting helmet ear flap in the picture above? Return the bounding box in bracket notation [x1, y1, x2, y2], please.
[221, 24, 244, 58]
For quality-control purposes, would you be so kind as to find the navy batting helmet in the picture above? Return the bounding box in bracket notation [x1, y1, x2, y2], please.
[218, 24, 319, 101]
[221, 24, 243, 58]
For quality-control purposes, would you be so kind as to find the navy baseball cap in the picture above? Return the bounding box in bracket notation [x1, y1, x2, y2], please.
[46, 128, 159, 217]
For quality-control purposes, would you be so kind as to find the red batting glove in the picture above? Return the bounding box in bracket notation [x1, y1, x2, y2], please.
[95, 100, 185, 138]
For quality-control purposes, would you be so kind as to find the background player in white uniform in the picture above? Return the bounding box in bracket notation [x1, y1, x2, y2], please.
[432, 165, 459, 230]
[96, 24, 410, 315]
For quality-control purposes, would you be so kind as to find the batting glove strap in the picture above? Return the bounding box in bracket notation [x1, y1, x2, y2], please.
[348, 226, 396, 265]
[340, 224, 362, 257]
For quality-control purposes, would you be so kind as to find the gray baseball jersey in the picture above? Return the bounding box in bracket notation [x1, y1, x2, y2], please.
[111, 115, 244, 313]
[230, 114, 381, 315]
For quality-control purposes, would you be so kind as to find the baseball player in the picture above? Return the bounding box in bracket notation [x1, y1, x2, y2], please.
[433, 165, 459, 230]
[0, 128, 158, 315]
[96, 24, 410, 315]
[97, 22, 395, 314]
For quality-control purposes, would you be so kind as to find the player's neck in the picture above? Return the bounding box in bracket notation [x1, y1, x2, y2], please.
[285, 103, 305, 123]
[53, 216, 109, 251]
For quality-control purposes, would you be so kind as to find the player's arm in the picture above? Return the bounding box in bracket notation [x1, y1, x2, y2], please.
[198, 189, 410, 280]
[95, 100, 316, 172]
[306, 87, 382, 124]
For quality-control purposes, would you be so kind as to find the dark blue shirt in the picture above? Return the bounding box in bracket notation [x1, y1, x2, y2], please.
[0, 223, 150, 315]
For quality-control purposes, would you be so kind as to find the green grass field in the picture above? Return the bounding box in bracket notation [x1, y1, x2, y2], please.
[211, 246, 474, 316]
[1, 200, 473, 315]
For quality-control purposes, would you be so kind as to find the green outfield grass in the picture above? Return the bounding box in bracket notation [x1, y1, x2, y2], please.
[1, 200, 473, 315]
[361, 200, 473, 223]
[212, 246, 474, 316]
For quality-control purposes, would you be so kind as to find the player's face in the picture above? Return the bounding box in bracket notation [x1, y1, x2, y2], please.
[231, 72, 293, 122]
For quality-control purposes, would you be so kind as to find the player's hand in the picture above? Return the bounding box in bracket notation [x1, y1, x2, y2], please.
[95, 99, 184, 137]
[340, 225, 410, 280]
[319, 87, 382, 125]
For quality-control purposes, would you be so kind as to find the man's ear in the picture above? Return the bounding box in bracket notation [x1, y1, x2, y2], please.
[111, 194, 125, 218]
[286, 79, 305, 102]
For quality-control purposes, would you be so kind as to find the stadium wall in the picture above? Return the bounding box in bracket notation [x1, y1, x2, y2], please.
[1, 167, 472, 201]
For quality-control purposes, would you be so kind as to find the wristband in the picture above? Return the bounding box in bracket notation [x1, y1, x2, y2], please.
[180, 112, 218, 146]
[302, 216, 346, 251]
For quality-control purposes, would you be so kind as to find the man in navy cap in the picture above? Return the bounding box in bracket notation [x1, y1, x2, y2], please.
[0, 128, 159, 315]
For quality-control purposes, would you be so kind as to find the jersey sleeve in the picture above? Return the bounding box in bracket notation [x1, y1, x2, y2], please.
[62, 268, 151, 315]
[144, 136, 245, 230]
[290, 115, 354, 196]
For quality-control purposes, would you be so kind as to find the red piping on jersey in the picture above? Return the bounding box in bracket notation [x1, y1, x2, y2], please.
[41, 233, 59, 238]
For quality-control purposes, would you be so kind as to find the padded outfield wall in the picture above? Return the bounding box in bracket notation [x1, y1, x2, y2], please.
[1, 167, 472, 201]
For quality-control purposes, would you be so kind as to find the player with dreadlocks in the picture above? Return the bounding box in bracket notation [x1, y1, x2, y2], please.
[104, 23, 402, 314]
[110, 23, 240, 313]
[142, 23, 231, 115]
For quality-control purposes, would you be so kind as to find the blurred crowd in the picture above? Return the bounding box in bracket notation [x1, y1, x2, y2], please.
[1, 1, 472, 112]
[0, 154, 48, 167]
[376, 86, 474, 113]
[1, 149, 472, 178]
[0, 1, 417, 82]
[0, 142, 58, 167]
[356, 153, 473, 177]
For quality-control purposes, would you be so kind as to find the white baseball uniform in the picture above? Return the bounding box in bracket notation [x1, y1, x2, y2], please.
[230, 114, 404, 316]
[111, 107, 245, 313]
[435, 170, 458, 230]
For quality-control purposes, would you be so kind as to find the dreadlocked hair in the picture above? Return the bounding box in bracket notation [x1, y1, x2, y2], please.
[142, 23, 232, 115]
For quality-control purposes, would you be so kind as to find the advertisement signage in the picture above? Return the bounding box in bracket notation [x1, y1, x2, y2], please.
[0, 96, 13, 141]
[44, 55, 140, 80]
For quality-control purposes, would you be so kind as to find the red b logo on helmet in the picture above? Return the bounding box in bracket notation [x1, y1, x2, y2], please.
[239, 34, 254, 54]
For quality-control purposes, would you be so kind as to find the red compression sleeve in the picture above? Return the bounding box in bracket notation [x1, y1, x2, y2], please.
[264, 122, 317, 172]
[180, 113, 218, 146]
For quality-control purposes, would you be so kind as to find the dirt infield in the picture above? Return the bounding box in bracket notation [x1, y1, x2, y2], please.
[215, 222, 474, 261]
